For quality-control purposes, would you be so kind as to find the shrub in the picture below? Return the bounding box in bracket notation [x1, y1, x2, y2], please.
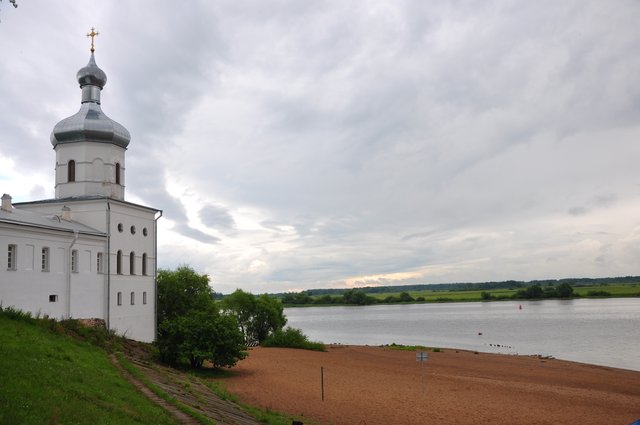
[261, 327, 325, 351]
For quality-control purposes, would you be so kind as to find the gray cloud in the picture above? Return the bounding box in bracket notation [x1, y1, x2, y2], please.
[199, 204, 236, 234]
[3, 0, 640, 292]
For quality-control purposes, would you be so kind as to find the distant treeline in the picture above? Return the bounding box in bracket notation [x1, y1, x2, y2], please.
[273, 276, 640, 306]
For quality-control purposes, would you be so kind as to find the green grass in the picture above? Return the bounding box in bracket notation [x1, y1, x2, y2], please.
[116, 354, 215, 425]
[385, 343, 442, 352]
[0, 313, 178, 425]
[368, 284, 640, 303]
[573, 284, 640, 297]
[198, 378, 316, 425]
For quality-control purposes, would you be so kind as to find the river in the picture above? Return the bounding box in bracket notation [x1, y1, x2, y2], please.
[285, 298, 640, 371]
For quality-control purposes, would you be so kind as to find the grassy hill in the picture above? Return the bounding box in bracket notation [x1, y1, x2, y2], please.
[0, 310, 178, 425]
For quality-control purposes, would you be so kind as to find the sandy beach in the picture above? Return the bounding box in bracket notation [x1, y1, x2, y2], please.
[221, 345, 640, 425]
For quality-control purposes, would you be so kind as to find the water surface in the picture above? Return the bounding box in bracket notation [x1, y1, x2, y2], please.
[286, 298, 640, 371]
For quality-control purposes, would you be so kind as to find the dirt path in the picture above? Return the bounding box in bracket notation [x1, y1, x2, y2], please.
[110, 354, 260, 425]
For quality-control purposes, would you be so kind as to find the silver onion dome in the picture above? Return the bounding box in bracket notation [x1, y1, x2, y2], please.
[50, 53, 130, 149]
[77, 53, 107, 89]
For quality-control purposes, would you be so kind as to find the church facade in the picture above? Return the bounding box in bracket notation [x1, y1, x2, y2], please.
[0, 45, 160, 342]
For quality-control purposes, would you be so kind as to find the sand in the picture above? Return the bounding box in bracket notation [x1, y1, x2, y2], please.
[221, 345, 640, 425]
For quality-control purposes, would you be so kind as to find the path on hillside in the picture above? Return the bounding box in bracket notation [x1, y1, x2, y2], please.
[110, 354, 261, 425]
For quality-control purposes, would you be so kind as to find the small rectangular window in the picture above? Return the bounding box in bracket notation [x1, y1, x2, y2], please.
[49, 295, 58, 302]
[41, 247, 50, 272]
[97, 252, 103, 274]
[117, 292, 122, 306]
[143, 291, 147, 305]
[7, 244, 17, 271]
[130, 291, 135, 305]
[71, 249, 79, 273]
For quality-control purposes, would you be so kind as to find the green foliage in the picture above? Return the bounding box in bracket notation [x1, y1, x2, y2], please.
[157, 310, 246, 368]
[261, 327, 325, 351]
[157, 266, 216, 323]
[0, 311, 177, 425]
[514, 284, 544, 299]
[556, 282, 574, 298]
[156, 266, 246, 369]
[222, 289, 287, 344]
[342, 289, 377, 305]
[398, 291, 414, 302]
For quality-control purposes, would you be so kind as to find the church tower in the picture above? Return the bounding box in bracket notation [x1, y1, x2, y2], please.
[51, 34, 130, 200]
[3, 29, 160, 342]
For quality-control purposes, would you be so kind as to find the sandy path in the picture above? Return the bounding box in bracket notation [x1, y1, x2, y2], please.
[220, 345, 640, 425]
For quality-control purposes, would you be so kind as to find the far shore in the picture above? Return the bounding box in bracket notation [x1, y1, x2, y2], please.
[283, 294, 640, 308]
[218, 345, 640, 425]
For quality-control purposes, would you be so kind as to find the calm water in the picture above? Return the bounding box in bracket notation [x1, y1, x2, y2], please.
[285, 298, 640, 371]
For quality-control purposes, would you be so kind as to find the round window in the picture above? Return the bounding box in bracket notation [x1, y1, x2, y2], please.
[130, 225, 136, 235]
[117, 223, 123, 232]
[143, 227, 148, 237]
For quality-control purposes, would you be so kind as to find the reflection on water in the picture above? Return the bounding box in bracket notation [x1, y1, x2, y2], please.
[285, 298, 640, 371]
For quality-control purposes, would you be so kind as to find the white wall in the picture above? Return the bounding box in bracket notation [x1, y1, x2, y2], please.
[0, 223, 106, 320]
[3, 198, 159, 342]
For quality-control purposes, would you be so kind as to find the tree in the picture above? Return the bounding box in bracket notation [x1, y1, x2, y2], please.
[249, 295, 287, 342]
[398, 292, 414, 303]
[556, 282, 574, 298]
[157, 266, 215, 324]
[343, 289, 376, 305]
[515, 284, 544, 299]
[222, 289, 287, 344]
[156, 266, 246, 369]
[157, 310, 245, 368]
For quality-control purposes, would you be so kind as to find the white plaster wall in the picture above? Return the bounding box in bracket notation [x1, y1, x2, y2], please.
[9, 199, 159, 342]
[55, 142, 125, 199]
[0, 223, 106, 321]
[108, 202, 157, 342]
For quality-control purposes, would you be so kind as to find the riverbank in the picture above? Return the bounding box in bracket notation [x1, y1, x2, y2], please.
[220, 345, 640, 425]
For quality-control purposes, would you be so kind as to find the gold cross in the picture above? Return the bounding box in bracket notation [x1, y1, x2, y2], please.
[86, 27, 99, 52]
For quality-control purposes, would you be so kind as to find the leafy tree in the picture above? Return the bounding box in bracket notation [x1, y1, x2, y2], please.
[222, 289, 287, 344]
[249, 295, 287, 342]
[556, 282, 574, 298]
[157, 310, 245, 368]
[157, 266, 215, 324]
[514, 284, 544, 299]
[343, 289, 376, 305]
[156, 266, 246, 369]
[398, 292, 414, 302]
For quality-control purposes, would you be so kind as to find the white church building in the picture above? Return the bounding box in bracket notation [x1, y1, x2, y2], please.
[0, 42, 161, 342]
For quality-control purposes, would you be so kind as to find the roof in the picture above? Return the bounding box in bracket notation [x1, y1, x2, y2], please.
[14, 195, 162, 214]
[0, 206, 105, 236]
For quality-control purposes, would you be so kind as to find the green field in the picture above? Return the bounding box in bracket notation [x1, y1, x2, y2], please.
[369, 283, 640, 303]
[0, 314, 178, 425]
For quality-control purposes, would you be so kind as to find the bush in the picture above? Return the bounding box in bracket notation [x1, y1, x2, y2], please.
[261, 327, 325, 351]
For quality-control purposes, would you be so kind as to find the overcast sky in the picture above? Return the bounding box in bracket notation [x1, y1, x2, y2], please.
[1, 1, 640, 294]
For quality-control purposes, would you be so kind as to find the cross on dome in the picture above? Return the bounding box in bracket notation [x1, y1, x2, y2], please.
[86, 27, 99, 52]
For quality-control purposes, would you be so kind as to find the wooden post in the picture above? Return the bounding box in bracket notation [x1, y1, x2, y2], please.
[321, 366, 324, 401]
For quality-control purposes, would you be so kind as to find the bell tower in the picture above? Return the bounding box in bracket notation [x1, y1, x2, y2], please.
[50, 28, 130, 200]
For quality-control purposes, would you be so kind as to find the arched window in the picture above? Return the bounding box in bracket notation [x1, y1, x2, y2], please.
[129, 251, 135, 275]
[142, 253, 147, 276]
[68, 160, 76, 182]
[116, 250, 122, 274]
[115, 163, 121, 185]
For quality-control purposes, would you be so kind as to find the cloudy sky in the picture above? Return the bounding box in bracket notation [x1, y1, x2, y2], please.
[1, 1, 640, 294]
